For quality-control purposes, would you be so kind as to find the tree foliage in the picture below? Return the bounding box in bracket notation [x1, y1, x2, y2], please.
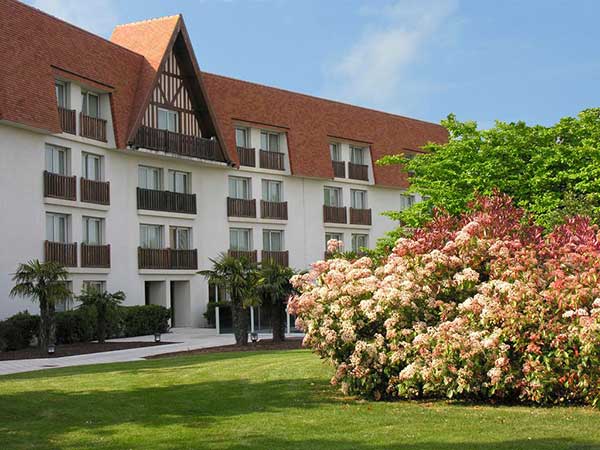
[78, 288, 125, 343]
[256, 262, 296, 343]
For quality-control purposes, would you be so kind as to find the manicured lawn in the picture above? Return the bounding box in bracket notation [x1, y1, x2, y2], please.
[1, 350, 599, 450]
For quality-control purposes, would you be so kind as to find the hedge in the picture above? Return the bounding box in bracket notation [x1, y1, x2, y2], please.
[0, 311, 39, 351]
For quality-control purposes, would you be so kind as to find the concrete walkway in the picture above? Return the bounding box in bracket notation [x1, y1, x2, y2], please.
[0, 328, 266, 376]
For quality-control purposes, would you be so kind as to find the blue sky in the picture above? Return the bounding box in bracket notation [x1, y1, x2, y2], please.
[27, 0, 600, 128]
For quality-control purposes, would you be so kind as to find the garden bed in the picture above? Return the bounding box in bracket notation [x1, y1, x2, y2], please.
[0, 341, 176, 360]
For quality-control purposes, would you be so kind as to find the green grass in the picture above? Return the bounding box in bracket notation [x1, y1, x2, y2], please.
[1, 350, 599, 450]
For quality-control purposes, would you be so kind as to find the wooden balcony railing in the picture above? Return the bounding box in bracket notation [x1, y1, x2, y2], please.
[261, 250, 289, 266]
[259, 150, 285, 171]
[349, 208, 372, 225]
[81, 244, 111, 268]
[43, 171, 76, 201]
[133, 126, 224, 162]
[137, 187, 196, 215]
[237, 146, 256, 167]
[58, 107, 76, 134]
[80, 112, 107, 142]
[138, 248, 198, 270]
[348, 162, 369, 181]
[332, 161, 345, 178]
[228, 249, 258, 263]
[227, 197, 256, 218]
[45, 241, 77, 267]
[323, 205, 347, 224]
[260, 200, 288, 220]
[81, 178, 110, 205]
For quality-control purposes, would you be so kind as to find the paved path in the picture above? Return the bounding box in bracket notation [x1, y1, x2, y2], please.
[0, 328, 282, 376]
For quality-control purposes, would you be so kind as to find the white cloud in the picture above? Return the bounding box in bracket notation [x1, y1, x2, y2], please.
[28, 0, 119, 37]
[324, 0, 458, 115]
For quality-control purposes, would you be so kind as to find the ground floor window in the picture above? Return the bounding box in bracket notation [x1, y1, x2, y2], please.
[351, 234, 369, 252]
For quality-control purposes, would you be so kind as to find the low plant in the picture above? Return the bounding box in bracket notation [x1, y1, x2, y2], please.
[0, 311, 40, 351]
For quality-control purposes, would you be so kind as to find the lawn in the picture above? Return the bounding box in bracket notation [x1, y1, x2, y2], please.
[1, 350, 599, 450]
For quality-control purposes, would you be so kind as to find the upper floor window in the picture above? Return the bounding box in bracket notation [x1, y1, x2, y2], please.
[229, 228, 251, 251]
[170, 226, 191, 250]
[83, 217, 103, 245]
[351, 189, 367, 209]
[55, 81, 67, 108]
[229, 176, 251, 199]
[169, 170, 190, 194]
[157, 107, 178, 132]
[400, 193, 415, 210]
[260, 131, 280, 152]
[330, 143, 342, 161]
[236, 128, 249, 147]
[138, 165, 162, 190]
[324, 186, 342, 207]
[45, 144, 68, 175]
[82, 91, 100, 118]
[46, 213, 68, 243]
[262, 179, 282, 202]
[82, 152, 102, 181]
[140, 224, 163, 249]
[350, 146, 367, 165]
[351, 234, 369, 252]
[263, 229, 283, 252]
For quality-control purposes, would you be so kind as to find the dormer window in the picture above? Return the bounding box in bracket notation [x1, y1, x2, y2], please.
[330, 143, 342, 161]
[82, 91, 100, 118]
[261, 131, 280, 153]
[158, 107, 179, 132]
[55, 81, 67, 108]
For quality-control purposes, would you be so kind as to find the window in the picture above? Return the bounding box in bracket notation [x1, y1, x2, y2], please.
[170, 226, 191, 250]
[208, 282, 226, 303]
[56, 281, 73, 312]
[55, 81, 67, 108]
[352, 234, 369, 252]
[351, 189, 367, 209]
[325, 232, 343, 249]
[82, 153, 102, 181]
[236, 128, 249, 147]
[263, 229, 283, 252]
[324, 186, 342, 207]
[46, 213, 68, 243]
[400, 193, 415, 210]
[169, 170, 190, 194]
[350, 146, 366, 165]
[260, 131, 280, 152]
[82, 280, 106, 293]
[140, 224, 163, 249]
[229, 228, 251, 251]
[138, 166, 162, 190]
[82, 91, 100, 118]
[157, 107, 178, 132]
[229, 176, 251, 199]
[330, 143, 342, 161]
[45, 144, 68, 175]
[83, 217, 103, 245]
[262, 179, 282, 202]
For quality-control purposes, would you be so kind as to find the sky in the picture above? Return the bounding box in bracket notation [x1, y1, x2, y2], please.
[25, 0, 600, 129]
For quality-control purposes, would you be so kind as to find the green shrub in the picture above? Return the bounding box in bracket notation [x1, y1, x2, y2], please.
[203, 301, 230, 325]
[0, 311, 40, 351]
[55, 307, 97, 344]
[121, 305, 170, 337]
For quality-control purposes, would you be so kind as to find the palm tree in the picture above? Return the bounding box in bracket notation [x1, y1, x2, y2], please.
[199, 253, 258, 345]
[78, 287, 125, 343]
[256, 262, 295, 343]
[10, 260, 71, 349]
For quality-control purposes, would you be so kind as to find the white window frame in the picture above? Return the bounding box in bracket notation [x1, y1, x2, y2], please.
[350, 146, 366, 165]
[208, 282, 227, 303]
[329, 142, 342, 162]
[138, 165, 162, 190]
[400, 193, 415, 210]
[170, 226, 192, 250]
[55, 81, 67, 108]
[351, 234, 369, 252]
[350, 189, 367, 209]
[229, 176, 251, 199]
[157, 107, 179, 132]
[82, 280, 106, 294]
[56, 281, 74, 312]
[325, 232, 343, 249]
[45, 144, 68, 176]
[82, 91, 100, 118]
[324, 186, 343, 207]
[260, 130, 281, 153]
[82, 216, 103, 245]
[82, 152, 102, 181]
[262, 179, 283, 202]
[140, 224, 163, 249]
[229, 228, 252, 251]
[168, 170, 190, 194]
[46, 213, 69, 243]
[263, 229, 284, 252]
[236, 127, 249, 147]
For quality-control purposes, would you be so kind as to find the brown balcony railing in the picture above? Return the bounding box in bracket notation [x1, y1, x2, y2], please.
[323, 205, 347, 224]
[81, 178, 110, 205]
[260, 200, 288, 220]
[349, 208, 372, 225]
[58, 107, 76, 134]
[43, 171, 76, 201]
[348, 162, 369, 181]
[332, 161, 345, 178]
[81, 244, 111, 268]
[259, 150, 285, 171]
[228, 249, 258, 263]
[45, 241, 77, 267]
[137, 187, 196, 214]
[261, 250, 289, 266]
[237, 146, 256, 167]
[138, 248, 198, 270]
[133, 126, 224, 162]
[227, 197, 256, 218]
[80, 112, 107, 142]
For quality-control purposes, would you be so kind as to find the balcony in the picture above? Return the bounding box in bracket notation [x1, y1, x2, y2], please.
[261, 250, 289, 266]
[348, 162, 369, 181]
[43, 171, 76, 201]
[323, 205, 347, 224]
[259, 150, 285, 171]
[133, 126, 224, 162]
[332, 160, 345, 178]
[228, 249, 258, 263]
[58, 107, 76, 134]
[44, 241, 77, 267]
[81, 178, 110, 205]
[237, 146, 256, 167]
[138, 248, 198, 270]
[227, 197, 256, 218]
[260, 200, 288, 220]
[349, 208, 372, 226]
[137, 187, 196, 215]
[81, 244, 111, 268]
[80, 112, 107, 142]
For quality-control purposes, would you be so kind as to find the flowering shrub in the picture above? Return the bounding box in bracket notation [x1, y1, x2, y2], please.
[290, 195, 600, 405]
